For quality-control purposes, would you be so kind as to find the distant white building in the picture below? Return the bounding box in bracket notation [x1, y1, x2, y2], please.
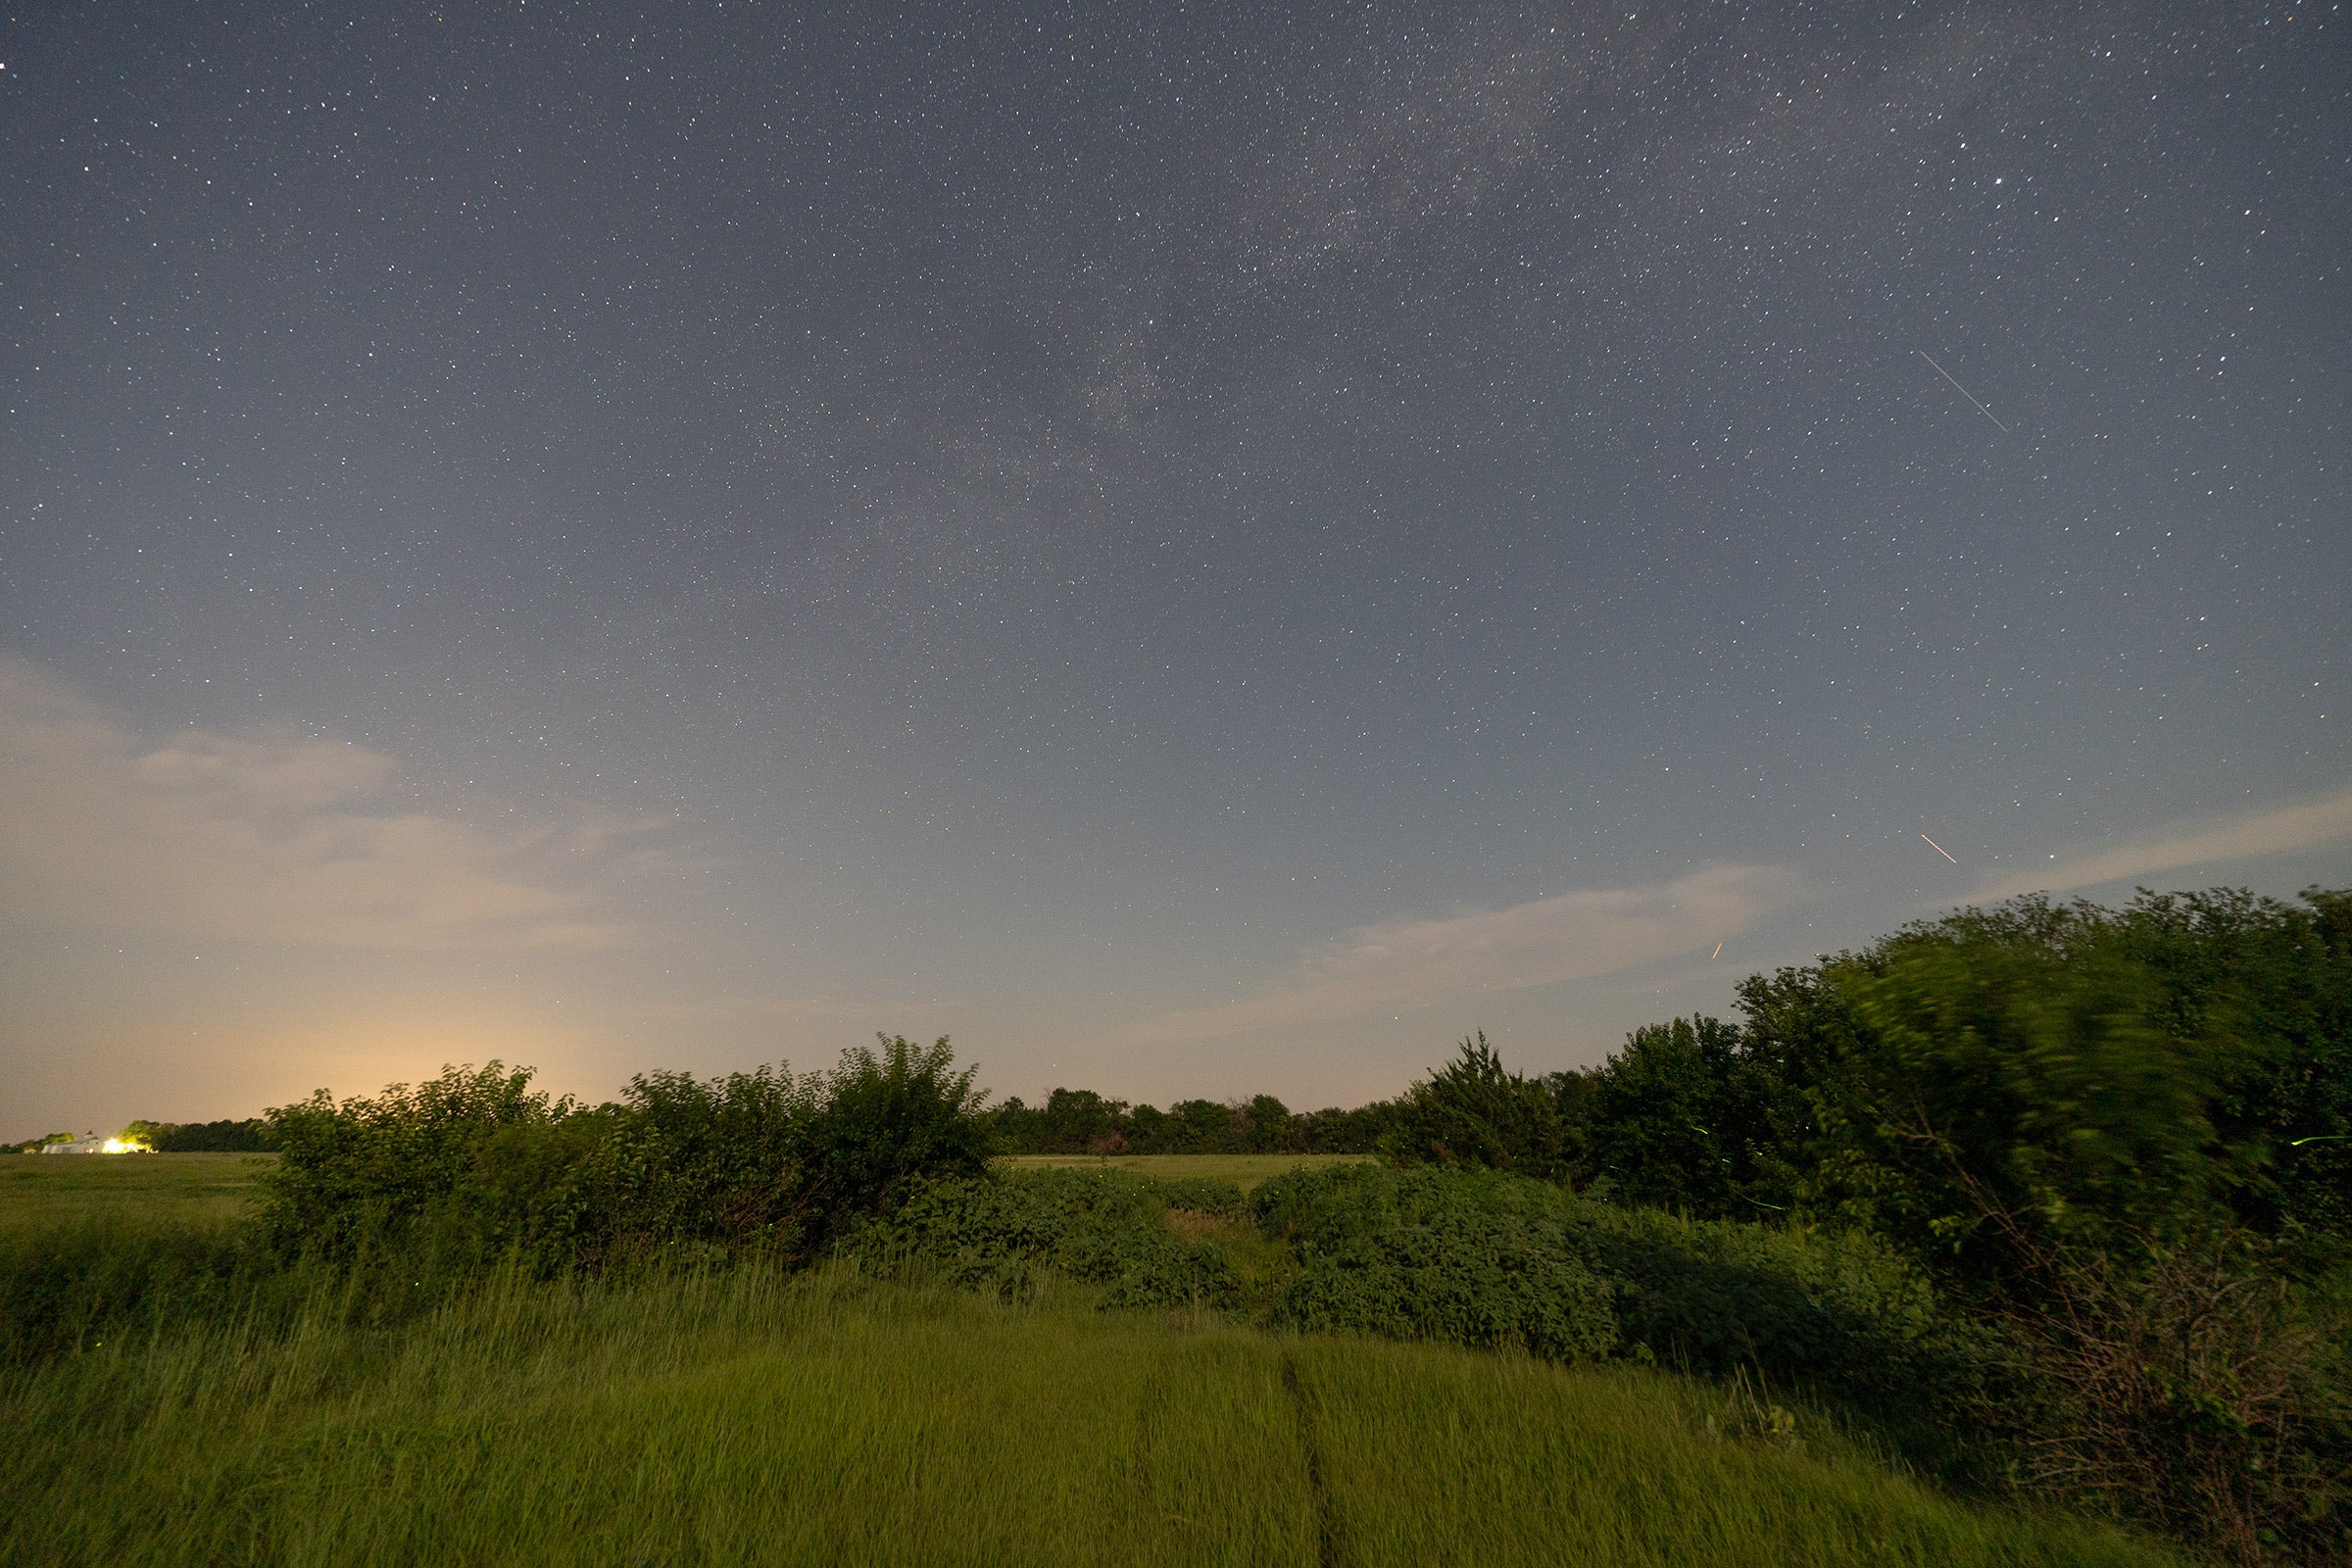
[41, 1134, 146, 1154]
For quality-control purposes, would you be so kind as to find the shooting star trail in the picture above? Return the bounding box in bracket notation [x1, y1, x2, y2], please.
[1711, 942, 1724, 960]
[1917, 350, 2011, 434]
[1921, 833, 1959, 863]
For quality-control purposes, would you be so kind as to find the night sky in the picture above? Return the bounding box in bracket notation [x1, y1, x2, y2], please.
[5, 1, 2349, 1139]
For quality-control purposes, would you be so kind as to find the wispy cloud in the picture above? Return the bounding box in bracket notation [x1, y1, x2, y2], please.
[1120, 863, 1798, 1047]
[1972, 786, 2352, 904]
[0, 658, 650, 950]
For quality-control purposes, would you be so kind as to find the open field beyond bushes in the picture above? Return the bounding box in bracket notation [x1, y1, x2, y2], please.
[0, 1152, 270, 1231]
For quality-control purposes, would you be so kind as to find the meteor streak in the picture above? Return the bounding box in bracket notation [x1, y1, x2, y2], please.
[1921, 833, 1959, 863]
[1917, 349, 2011, 434]
[1711, 942, 1724, 959]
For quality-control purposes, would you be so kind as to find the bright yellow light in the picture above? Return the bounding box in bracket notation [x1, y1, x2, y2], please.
[99, 1138, 150, 1154]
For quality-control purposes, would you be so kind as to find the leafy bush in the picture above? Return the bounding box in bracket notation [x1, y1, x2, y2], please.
[260, 1062, 560, 1260]
[1566, 1200, 1994, 1444]
[784, 1034, 994, 1239]
[1253, 1164, 1980, 1421]
[1952, 1226, 2351, 1563]
[848, 1167, 1242, 1307]
[257, 1036, 992, 1275]
[1258, 1163, 1617, 1361]
[1152, 1176, 1248, 1216]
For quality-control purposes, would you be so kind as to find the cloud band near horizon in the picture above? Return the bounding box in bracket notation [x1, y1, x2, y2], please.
[1117, 862, 1802, 1047]
[0, 659, 639, 951]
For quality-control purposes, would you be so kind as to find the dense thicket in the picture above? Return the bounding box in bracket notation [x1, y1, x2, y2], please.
[1370, 887, 2352, 1562]
[1384, 889, 2352, 1286]
[257, 1034, 989, 1273]
[849, 1166, 1249, 1307]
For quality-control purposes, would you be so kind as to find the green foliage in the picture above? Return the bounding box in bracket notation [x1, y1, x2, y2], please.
[1152, 1174, 1250, 1216]
[848, 1166, 1243, 1308]
[0, 1215, 275, 1364]
[790, 1034, 993, 1230]
[259, 1061, 560, 1259]
[1569, 1202, 1997, 1466]
[1257, 1162, 1618, 1361]
[1707, 890, 2352, 1293]
[1974, 1230, 2352, 1564]
[1381, 1031, 1574, 1179]
[256, 1036, 992, 1275]
[2117, 888, 2352, 1249]
[1582, 1015, 1796, 1216]
[1251, 1163, 1975, 1428]
[1826, 912, 2227, 1283]
[1535, 886, 2352, 1559]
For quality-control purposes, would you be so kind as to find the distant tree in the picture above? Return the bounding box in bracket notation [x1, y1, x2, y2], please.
[145, 1117, 280, 1152]
[1164, 1099, 1236, 1153]
[992, 1083, 1387, 1157]
[1242, 1094, 1295, 1152]
[1114, 1104, 1161, 1152]
[1296, 1101, 1400, 1153]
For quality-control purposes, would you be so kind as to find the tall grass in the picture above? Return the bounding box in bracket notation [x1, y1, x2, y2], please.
[1, 1260, 2176, 1568]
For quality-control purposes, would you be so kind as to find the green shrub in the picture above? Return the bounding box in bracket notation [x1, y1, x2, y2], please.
[1252, 1164, 1980, 1425]
[1152, 1175, 1249, 1216]
[1254, 1164, 1616, 1361]
[782, 1033, 994, 1242]
[848, 1167, 1243, 1308]
[256, 1036, 993, 1276]
[259, 1061, 559, 1259]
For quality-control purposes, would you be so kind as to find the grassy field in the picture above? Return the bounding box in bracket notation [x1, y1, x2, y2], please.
[1, 1262, 2176, 1568]
[1000, 1152, 1373, 1190]
[0, 1152, 270, 1232]
[0, 1154, 2181, 1567]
